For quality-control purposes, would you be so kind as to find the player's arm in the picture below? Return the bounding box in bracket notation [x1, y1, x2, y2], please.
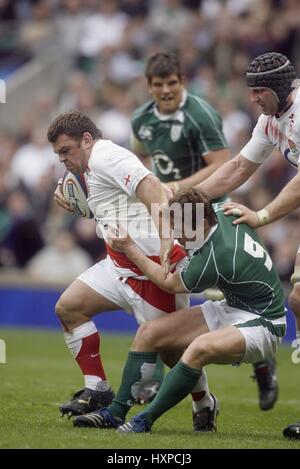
[263, 168, 300, 222]
[124, 245, 186, 293]
[130, 131, 153, 170]
[108, 230, 187, 293]
[197, 112, 273, 199]
[197, 153, 260, 199]
[222, 166, 300, 228]
[168, 148, 230, 191]
[136, 174, 173, 274]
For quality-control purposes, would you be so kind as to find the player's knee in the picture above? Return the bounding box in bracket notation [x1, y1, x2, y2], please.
[55, 295, 77, 323]
[133, 322, 162, 351]
[289, 285, 300, 316]
[188, 338, 216, 364]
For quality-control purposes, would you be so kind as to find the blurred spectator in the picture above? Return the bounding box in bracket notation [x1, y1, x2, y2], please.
[97, 83, 132, 146]
[73, 217, 105, 264]
[56, 0, 88, 58]
[120, 0, 149, 17]
[10, 126, 63, 190]
[149, 0, 194, 40]
[0, 189, 44, 267]
[19, 0, 56, 53]
[78, 0, 129, 70]
[27, 229, 92, 282]
[0, 0, 17, 21]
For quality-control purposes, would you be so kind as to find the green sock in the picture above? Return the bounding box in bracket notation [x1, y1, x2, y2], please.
[152, 356, 165, 383]
[141, 360, 202, 426]
[108, 351, 157, 420]
[253, 358, 273, 368]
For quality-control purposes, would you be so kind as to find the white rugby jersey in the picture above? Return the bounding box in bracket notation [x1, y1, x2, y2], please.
[85, 139, 160, 256]
[241, 87, 300, 168]
[84, 140, 186, 277]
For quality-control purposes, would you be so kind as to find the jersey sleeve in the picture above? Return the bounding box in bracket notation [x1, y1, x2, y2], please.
[95, 148, 152, 197]
[180, 245, 218, 293]
[130, 130, 148, 156]
[192, 101, 228, 155]
[241, 116, 274, 164]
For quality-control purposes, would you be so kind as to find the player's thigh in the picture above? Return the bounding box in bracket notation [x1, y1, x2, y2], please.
[183, 325, 246, 367]
[133, 306, 209, 352]
[58, 278, 120, 317]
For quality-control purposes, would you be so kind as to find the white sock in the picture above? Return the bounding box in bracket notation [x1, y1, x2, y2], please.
[64, 321, 97, 358]
[191, 368, 214, 412]
[64, 321, 104, 391]
[85, 375, 109, 391]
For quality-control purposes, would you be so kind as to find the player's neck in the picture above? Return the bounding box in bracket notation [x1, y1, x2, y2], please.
[275, 93, 294, 118]
[83, 140, 97, 172]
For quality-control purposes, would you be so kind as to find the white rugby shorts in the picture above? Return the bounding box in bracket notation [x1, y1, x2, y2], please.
[77, 256, 189, 325]
[201, 299, 286, 363]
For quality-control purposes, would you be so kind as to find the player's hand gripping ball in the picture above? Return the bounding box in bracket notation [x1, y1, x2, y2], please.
[62, 171, 93, 219]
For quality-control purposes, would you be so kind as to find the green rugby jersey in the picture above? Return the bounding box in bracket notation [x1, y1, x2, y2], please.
[180, 209, 285, 322]
[131, 90, 228, 184]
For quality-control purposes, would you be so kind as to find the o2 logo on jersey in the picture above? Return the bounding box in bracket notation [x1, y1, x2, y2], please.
[153, 151, 181, 180]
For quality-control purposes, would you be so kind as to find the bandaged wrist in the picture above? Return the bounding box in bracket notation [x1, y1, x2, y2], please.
[256, 208, 270, 226]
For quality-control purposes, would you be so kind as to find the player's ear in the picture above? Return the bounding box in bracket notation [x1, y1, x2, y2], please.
[203, 218, 210, 235]
[81, 132, 93, 149]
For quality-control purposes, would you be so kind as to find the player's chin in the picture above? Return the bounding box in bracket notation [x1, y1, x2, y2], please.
[160, 101, 176, 113]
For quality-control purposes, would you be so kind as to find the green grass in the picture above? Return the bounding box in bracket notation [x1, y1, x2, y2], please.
[0, 328, 299, 449]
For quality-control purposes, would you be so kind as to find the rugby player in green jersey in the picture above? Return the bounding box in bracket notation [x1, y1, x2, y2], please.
[131, 52, 229, 197]
[131, 52, 278, 412]
[103, 188, 286, 434]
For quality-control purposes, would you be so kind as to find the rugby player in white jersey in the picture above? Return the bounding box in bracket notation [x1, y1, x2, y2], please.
[47, 111, 216, 431]
[197, 52, 300, 439]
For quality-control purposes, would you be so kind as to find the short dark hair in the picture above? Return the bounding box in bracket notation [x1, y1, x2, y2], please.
[168, 188, 217, 230]
[47, 110, 102, 143]
[145, 52, 182, 84]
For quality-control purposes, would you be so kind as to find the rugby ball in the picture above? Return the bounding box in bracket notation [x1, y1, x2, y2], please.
[62, 171, 93, 219]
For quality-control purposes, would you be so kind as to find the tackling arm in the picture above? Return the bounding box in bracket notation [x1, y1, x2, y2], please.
[262, 168, 300, 223]
[110, 235, 186, 293]
[197, 153, 260, 199]
[136, 174, 174, 275]
[126, 245, 186, 293]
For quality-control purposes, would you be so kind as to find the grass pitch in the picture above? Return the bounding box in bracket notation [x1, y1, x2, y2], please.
[0, 328, 299, 449]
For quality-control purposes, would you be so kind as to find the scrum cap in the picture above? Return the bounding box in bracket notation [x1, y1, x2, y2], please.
[246, 52, 296, 112]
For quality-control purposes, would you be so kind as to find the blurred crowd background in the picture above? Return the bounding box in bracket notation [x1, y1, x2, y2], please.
[0, 0, 300, 294]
